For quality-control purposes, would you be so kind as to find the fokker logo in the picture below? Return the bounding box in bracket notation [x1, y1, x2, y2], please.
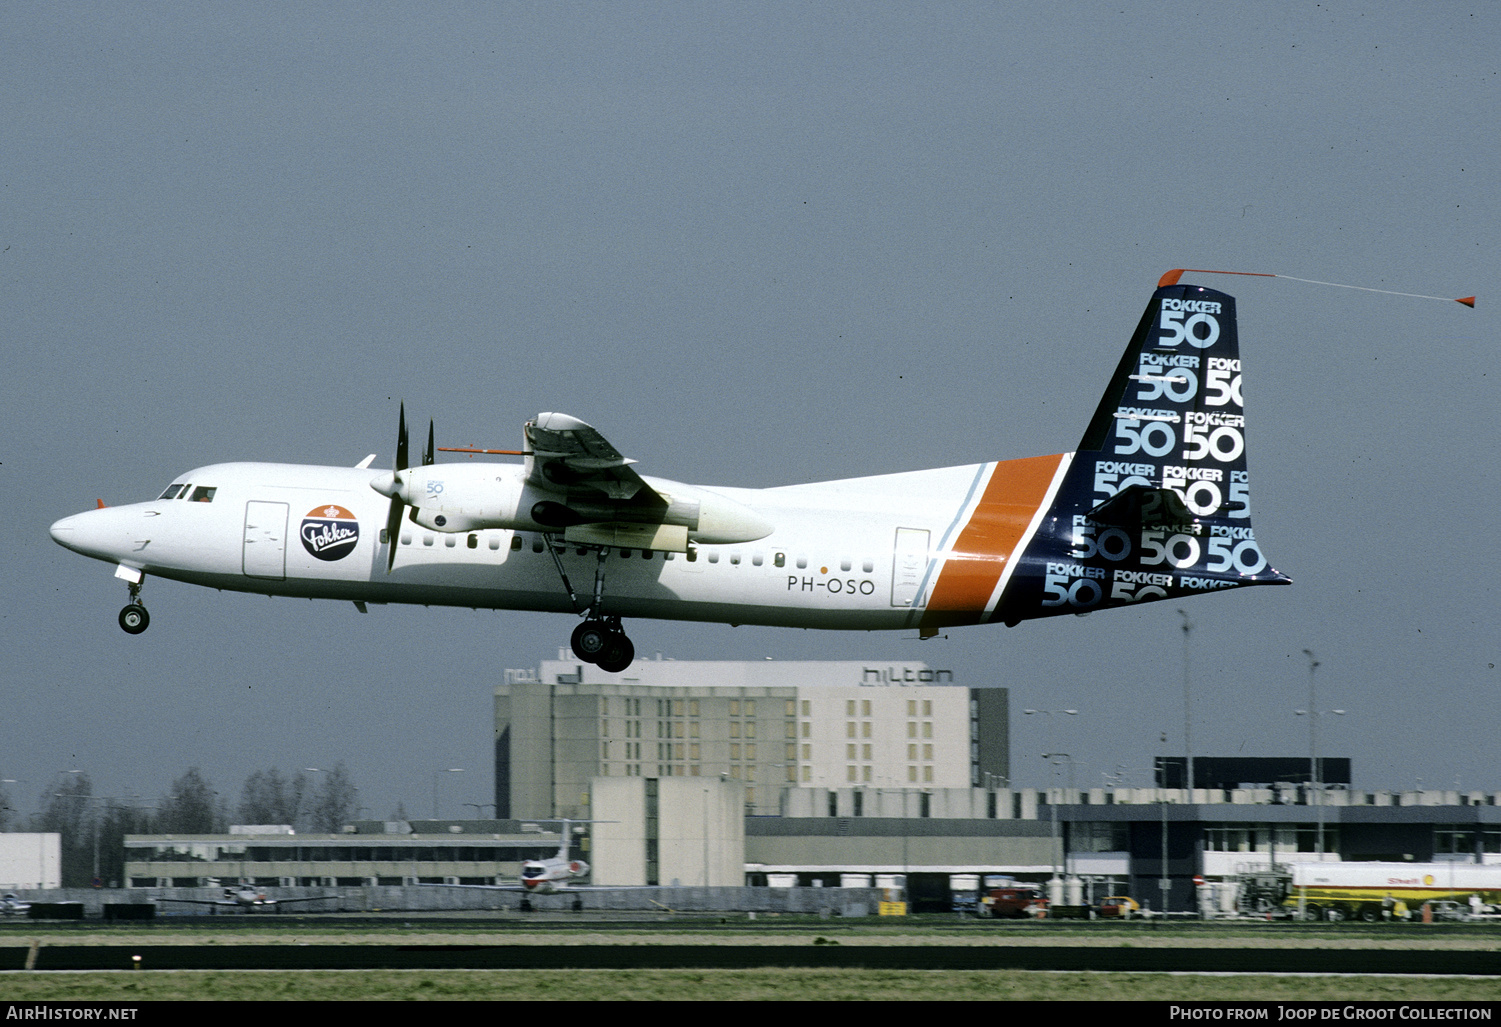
[300, 505, 359, 562]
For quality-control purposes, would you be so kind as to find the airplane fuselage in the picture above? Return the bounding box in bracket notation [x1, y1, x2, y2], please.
[52, 459, 1002, 632]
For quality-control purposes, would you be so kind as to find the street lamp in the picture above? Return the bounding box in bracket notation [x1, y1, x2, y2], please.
[1179, 609, 1194, 796]
[1297, 649, 1346, 860]
[432, 768, 463, 819]
[1295, 710, 1345, 860]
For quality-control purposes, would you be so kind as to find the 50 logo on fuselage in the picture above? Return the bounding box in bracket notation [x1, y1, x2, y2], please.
[300, 505, 360, 562]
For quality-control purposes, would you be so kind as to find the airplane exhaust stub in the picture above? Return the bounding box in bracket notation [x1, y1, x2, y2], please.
[300, 505, 360, 561]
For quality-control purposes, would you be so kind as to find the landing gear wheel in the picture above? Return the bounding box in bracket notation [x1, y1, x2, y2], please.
[119, 604, 150, 634]
[596, 633, 635, 673]
[571, 620, 610, 663]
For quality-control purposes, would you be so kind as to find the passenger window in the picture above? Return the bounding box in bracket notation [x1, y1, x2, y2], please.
[467, 534, 477, 549]
[158, 484, 185, 500]
[444, 536, 456, 548]
[511, 535, 523, 551]
[620, 549, 630, 559]
[488, 537, 501, 551]
[730, 554, 740, 565]
[707, 553, 719, 564]
[840, 559, 851, 572]
[863, 560, 873, 573]
[423, 535, 434, 547]
[686, 550, 697, 563]
[532, 537, 544, 553]
[773, 553, 785, 568]
[796, 557, 807, 569]
[641, 550, 653, 560]
[752, 553, 763, 567]
[189, 486, 216, 503]
[665, 552, 676, 560]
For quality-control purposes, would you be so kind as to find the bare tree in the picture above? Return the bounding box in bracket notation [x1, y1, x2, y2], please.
[33, 774, 93, 887]
[154, 768, 226, 835]
[308, 763, 358, 833]
[237, 768, 306, 827]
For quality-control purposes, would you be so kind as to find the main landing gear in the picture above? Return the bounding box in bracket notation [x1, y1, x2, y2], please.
[570, 617, 635, 674]
[544, 537, 637, 672]
[119, 579, 149, 635]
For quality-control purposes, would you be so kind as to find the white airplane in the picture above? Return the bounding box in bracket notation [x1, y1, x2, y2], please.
[157, 886, 335, 913]
[50, 278, 1289, 670]
[0, 893, 32, 917]
[515, 819, 594, 894]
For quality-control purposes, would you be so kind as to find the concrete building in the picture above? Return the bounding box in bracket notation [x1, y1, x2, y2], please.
[590, 777, 745, 887]
[495, 654, 1008, 819]
[0, 834, 61, 889]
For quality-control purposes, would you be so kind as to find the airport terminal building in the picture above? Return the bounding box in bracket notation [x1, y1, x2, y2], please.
[115, 657, 1501, 913]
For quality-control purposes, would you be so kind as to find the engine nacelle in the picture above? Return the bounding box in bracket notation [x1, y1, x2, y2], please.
[371, 464, 773, 545]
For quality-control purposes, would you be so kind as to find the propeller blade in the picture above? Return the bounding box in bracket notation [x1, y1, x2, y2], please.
[387, 403, 411, 574]
[423, 420, 435, 466]
[385, 495, 405, 574]
[395, 402, 409, 472]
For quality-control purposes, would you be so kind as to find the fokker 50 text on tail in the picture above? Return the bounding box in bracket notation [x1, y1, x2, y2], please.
[51, 279, 1289, 669]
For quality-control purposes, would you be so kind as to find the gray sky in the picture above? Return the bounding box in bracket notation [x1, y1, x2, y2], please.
[4, 3, 1496, 819]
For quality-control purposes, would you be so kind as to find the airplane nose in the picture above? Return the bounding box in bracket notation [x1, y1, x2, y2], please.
[49, 506, 140, 562]
[49, 512, 85, 551]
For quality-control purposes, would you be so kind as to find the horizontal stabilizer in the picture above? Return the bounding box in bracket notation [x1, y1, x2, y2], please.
[1087, 484, 1193, 528]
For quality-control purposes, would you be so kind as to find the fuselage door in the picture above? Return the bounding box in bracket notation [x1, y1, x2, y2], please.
[243, 501, 289, 580]
[891, 527, 929, 607]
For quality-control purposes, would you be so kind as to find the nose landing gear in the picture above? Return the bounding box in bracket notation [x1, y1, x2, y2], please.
[119, 580, 149, 635]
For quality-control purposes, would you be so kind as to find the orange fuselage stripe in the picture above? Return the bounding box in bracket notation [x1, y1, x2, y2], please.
[920, 453, 1065, 629]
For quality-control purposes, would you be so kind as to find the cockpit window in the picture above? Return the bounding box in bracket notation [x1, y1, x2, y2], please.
[159, 484, 186, 500]
[188, 486, 217, 503]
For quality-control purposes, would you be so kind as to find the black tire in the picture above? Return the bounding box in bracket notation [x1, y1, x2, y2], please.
[119, 604, 150, 634]
[571, 621, 609, 662]
[596, 634, 635, 673]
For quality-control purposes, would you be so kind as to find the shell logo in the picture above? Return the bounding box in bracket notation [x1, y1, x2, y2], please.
[1423, 874, 1435, 886]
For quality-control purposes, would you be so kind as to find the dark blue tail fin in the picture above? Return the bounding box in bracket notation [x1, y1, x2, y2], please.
[995, 283, 1289, 624]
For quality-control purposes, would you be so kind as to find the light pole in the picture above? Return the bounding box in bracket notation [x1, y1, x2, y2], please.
[1297, 649, 1343, 860]
[432, 768, 463, 819]
[1295, 709, 1344, 861]
[1179, 610, 1193, 796]
[1041, 752, 1074, 880]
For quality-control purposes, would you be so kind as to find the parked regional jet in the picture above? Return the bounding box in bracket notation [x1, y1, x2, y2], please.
[50, 279, 1289, 670]
[0, 893, 32, 917]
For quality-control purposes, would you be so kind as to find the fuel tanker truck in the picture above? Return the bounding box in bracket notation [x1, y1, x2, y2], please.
[1281, 862, 1501, 921]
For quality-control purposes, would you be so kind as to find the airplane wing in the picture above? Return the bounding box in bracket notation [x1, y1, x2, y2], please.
[524, 413, 656, 503]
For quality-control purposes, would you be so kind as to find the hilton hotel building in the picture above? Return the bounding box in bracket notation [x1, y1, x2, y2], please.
[495, 655, 1009, 818]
